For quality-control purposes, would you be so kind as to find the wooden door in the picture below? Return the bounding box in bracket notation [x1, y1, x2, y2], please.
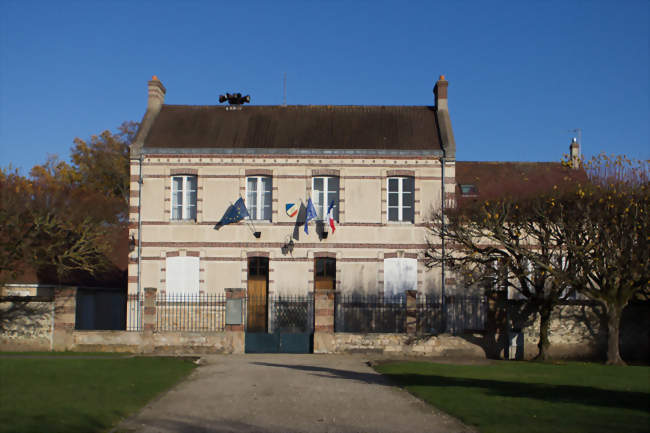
[247, 257, 268, 332]
[314, 258, 336, 291]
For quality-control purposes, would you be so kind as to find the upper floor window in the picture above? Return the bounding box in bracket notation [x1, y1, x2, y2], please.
[247, 176, 272, 221]
[387, 177, 414, 222]
[312, 176, 339, 221]
[171, 175, 197, 220]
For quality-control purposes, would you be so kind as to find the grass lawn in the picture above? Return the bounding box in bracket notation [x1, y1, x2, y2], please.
[0, 356, 197, 433]
[375, 361, 650, 433]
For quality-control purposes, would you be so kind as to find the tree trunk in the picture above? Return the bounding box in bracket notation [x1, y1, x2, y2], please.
[606, 305, 625, 365]
[535, 305, 553, 361]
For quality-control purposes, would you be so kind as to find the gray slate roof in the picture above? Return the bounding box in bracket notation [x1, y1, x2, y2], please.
[141, 105, 443, 152]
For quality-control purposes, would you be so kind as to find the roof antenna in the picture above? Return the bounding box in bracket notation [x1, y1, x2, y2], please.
[282, 72, 287, 107]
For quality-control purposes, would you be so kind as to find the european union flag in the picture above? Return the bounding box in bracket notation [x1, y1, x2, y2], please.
[304, 198, 317, 234]
[218, 197, 250, 226]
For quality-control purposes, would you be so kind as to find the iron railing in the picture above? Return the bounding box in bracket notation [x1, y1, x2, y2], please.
[417, 294, 487, 334]
[334, 293, 406, 333]
[146, 291, 487, 335]
[155, 293, 226, 332]
[246, 294, 314, 333]
[126, 293, 143, 331]
[270, 294, 314, 333]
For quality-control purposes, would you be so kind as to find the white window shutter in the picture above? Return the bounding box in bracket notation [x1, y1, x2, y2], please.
[384, 258, 417, 297]
[166, 257, 200, 294]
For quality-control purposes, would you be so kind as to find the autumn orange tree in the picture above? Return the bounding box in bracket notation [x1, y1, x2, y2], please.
[70, 121, 136, 206]
[0, 122, 136, 285]
[557, 155, 649, 365]
[0, 169, 36, 284]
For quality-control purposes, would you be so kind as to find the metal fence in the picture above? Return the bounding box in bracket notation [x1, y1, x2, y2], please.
[334, 293, 487, 335]
[417, 294, 487, 335]
[75, 288, 127, 331]
[126, 293, 143, 331]
[246, 294, 314, 333]
[133, 291, 487, 335]
[270, 294, 314, 333]
[155, 293, 226, 332]
[334, 294, 406, 333]
[416, 295, 443, 334]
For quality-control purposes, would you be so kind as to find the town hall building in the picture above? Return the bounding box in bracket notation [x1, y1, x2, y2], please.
[128, 75, 457, 314]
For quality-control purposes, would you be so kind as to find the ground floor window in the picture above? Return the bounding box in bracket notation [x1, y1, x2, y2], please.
[383, 258, 417, 297]
[165, 256, 200, 294]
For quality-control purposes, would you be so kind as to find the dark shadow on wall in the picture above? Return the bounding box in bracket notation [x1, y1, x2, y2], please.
[460, 297, 650, 363]
[291, 201, 307, 241]
[0, 297, 51, 335]
[458, 290, 517, 360]
[620, 300, 649, 363]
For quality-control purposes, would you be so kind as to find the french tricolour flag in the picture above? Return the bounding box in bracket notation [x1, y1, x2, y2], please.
[327, 200, 336, 234]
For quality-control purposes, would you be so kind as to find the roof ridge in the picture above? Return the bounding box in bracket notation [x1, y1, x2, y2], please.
[457, 161, 562, 164]
[162, 104, 434, 109]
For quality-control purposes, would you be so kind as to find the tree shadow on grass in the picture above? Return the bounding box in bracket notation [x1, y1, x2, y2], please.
[381, 373, 650, 412]
[251, 361, 650, 413]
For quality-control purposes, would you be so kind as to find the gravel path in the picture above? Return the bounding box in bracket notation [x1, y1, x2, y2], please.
[116, 354, 477, 433]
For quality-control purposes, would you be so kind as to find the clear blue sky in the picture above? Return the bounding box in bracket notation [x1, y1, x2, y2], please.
[1, 1, 648, 173]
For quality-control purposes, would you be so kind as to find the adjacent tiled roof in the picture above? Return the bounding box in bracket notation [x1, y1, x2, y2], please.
[455, 161, 587, 202]
[142, 105, 442, 152]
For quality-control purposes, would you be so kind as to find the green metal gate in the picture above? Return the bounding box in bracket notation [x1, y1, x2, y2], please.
[245, 294, 313, 353]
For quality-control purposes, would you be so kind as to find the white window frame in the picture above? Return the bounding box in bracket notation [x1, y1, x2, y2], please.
[246, 176, 272, 221]
[386, 177, 414, 222]
[312, 176, 339, 221]
[171, 175, 197, 221]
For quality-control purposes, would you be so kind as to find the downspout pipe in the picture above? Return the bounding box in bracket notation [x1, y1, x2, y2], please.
[137, 156, 143, 301]
[440, 151, 446, 333]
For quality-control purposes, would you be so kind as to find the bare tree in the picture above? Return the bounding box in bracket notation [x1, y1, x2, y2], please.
[558, 155, 649, 365]
[425, 191, 575, 360]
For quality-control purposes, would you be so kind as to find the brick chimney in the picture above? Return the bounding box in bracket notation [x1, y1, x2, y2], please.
[131, 76, 167, 158]
[570, 137, 580, 169]
[434, 75, 448, 110]
[147, 75, 166, 114]
[433, 75, 455, 158]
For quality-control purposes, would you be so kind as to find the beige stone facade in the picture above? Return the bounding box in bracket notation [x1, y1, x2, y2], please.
[127, 76, 458, 302]
[128, 156, 455, 296]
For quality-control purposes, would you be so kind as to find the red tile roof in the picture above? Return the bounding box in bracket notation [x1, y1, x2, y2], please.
[455, 161, 587, 203]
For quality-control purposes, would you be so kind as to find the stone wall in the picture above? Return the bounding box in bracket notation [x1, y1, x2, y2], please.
[0, 297, 53, 351]
[70, 330, 244, 354]
[509, 301, 649, 361]
[330, 333, 486, 358]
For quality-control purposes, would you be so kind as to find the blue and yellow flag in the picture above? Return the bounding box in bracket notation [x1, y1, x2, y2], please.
[218, 197, 250, 226]
[304, 198, 318, 234]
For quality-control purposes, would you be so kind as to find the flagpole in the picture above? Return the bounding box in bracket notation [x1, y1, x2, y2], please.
[226, 199, 256, 235]
[239, 196, 260, 238]
[248, 216, 258, 234]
